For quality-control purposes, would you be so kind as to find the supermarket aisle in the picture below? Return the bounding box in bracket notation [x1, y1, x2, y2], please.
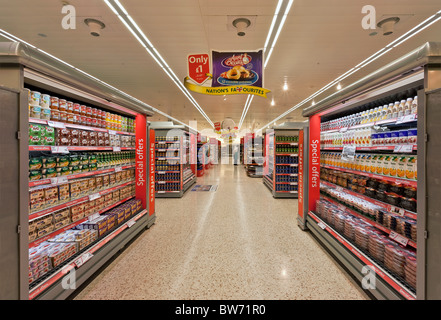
[74, 164, 369, 300]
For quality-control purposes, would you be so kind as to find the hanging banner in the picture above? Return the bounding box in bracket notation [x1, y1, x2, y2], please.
[184, 49, 270, 98]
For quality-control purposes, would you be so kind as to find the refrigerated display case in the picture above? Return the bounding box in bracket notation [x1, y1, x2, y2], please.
[150, 122, 197, 198]
[299, 42, 441, 300]
[263, 123, 304, 198]
[0, 42, 157, 300]
[244, 133, 264, 177]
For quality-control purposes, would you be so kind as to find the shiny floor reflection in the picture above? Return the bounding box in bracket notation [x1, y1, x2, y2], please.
[74, 164, 369, 300]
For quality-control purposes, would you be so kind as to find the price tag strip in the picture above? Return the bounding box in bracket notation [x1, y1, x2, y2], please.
[51, 146, 69, 154]
[47, 120, 66, 129]
[389, 231, 409, 247]
[74, 252, 93, 268]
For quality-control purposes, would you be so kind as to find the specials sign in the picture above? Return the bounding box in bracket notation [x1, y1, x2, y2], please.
[184, 49, 271, 98]
[309, 115, 321, 212]
[135, 114, 147, 210]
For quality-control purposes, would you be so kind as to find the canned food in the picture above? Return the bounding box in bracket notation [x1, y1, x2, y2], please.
[86, 107, 92, 116]
[29, 91, 41, 106]
[79, 115, 87, 125]
[59, 99, 67, 112]
[40, 107, 51, 120]
[80, 105, 87, 115]
[72, 114, 79, 124]
[67, 112, 75, 124]
[30, 105, 42, 119]
[59, 111, 68, 122]
[91, 118, 98, 127]
[50, 109, 60, 121]
[67, 101, 74, 112]
[50, 96, 59, 110]
[86, 117, 92, 127]
[40, 94, 51, 108]
[73, 103, 81, 114]
[91, 108, 98, 118]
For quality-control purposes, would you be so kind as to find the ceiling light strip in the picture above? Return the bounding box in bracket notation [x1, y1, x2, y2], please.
[260, 10, 441, 131]
[239, 95, 255, 130]
[238, 0, 294, 128]
[238, 95, 252, 129]
[104, 0, 214, 127]
[263, 0, 284, 51]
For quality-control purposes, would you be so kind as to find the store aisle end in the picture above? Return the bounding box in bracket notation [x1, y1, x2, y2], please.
[73, 164, 369, 300]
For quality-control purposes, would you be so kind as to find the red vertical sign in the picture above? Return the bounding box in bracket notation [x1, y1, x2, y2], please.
[135, 114, 147, 209]
[309, 115, 321, 212]
[180, 135, 184, 190]
[190, 133, 196, 174]
[188, 54, 210, 84]
[298, 129, 304, 218]
[148, 129, 155, 216]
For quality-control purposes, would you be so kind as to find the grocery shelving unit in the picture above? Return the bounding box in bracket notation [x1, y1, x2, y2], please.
[244, 133, 264, 177]
[263, 123, 303, 198]
[150, 122, 197, 198]
[299, 42, 441, 300]
[0, 42, 157, 300]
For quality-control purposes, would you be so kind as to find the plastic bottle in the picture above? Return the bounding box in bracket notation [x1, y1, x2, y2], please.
[386, 103, 394, 119]
[381, 105, 388, 120]
[392, 101, 400, 118]
[398, 100, 406, 118]
[411, 96, 418, 115]
[404, 98, 413, 116]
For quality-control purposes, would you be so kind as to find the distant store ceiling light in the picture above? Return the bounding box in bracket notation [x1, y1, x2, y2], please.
[283, 83, 288, 91]
[84, 18, 105, 37]
[232, 18, 251, 37]
[377, 17, 400, 36]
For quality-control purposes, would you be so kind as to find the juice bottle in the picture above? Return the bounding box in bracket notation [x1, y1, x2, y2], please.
[392, 101, 400, 119]
[405, 156, 416, 180]
[370, 154, 377, 173]
[389, 156, 399, 177]
[397, 100, 406, 118]
[382, 155, 391, 176]
[380, 105, 387, 120]
[386, 103, 394, 119]
[404, 98, 413, 116]
[376, 154, 385, 174]
[411, 96, 418, 115]
[396, 155, 407, 178]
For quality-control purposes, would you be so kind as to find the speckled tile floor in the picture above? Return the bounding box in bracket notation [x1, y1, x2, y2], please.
[73, 164, 370, 300]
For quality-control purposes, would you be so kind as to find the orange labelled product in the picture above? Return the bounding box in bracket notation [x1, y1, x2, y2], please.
[396, 156, 407, 179]
[405, 156, 416, 180]
[59, 111, 68, 123]
[73, 103, 81, 114]
[80, 105, 87, 116]
[59, 99, 67, 112]
[67, 101, 74, 113]
[389, 156, 399, 177]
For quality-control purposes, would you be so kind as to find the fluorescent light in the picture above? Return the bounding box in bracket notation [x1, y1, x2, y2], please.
[105, 0, 214, 127]
[264, 0, 283, 51]
[271, 98, 275, 106]
[392, 15, 441, 48]
[337, 83, 342, 90]
[283, 83, 288, 91]
[264, 47, 274, 68]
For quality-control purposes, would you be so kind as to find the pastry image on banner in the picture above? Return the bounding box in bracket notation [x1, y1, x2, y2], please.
[211, 49, 263, 87]
[183, 49, 270, 98]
